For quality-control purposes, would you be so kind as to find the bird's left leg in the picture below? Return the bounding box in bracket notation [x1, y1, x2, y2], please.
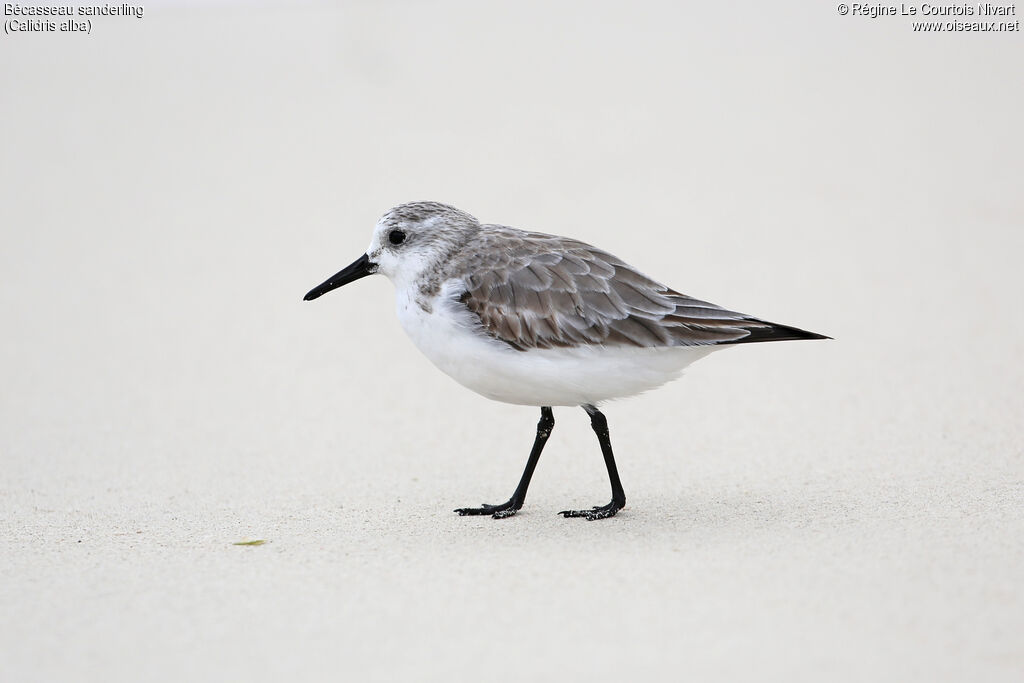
[455, 406, 554, 519]
[560, 404, 626, 520]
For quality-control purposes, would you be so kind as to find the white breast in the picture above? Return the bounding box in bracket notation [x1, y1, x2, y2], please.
[395, 280, 720, 407]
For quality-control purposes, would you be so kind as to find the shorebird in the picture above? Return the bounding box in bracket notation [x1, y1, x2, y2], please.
[304, 202, 827, 519]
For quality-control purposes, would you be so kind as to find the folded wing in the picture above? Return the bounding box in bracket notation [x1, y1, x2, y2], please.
[449, 226, 827, 352]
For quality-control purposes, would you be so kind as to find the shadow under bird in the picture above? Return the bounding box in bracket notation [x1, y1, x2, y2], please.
[304, 202, 828, 520]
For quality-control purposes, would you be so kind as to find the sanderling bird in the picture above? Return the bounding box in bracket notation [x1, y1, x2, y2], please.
[305, 202, 828, 520]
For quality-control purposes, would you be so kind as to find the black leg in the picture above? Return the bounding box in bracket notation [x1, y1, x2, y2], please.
[455, 407, 554, 519]
[560, 404, 626, 520]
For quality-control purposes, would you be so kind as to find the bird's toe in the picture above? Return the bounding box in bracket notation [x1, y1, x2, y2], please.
[454, 501, 520, 518]
[559, 502, 623, 520]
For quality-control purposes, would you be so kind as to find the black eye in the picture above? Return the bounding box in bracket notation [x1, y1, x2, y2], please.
[389, 229, 406, 245]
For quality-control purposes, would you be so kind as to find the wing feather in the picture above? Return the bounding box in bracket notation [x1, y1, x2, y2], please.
[450, 226, 827, 351]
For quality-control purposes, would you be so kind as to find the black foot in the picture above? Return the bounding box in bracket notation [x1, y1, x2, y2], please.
[559, 501, 623, 521]
[454, 501, 520, 519]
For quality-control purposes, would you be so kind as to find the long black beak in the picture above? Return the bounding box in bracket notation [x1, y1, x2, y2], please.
[303, 254, 376, 301]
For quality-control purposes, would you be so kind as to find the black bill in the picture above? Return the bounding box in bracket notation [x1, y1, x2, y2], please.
[303, 254, 376, 301]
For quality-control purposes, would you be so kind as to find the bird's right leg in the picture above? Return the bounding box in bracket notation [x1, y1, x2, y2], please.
[559, 404, 626, 520]
[455, 406, 554, 519]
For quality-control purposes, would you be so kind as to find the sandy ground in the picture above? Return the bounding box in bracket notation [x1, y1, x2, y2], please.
[1, 2, 1022, 681]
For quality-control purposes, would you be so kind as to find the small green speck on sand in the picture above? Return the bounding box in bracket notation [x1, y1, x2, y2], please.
[233, 539, 267, 546]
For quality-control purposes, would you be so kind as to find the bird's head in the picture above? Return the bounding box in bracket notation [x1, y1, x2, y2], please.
[304, 201, 479, 301]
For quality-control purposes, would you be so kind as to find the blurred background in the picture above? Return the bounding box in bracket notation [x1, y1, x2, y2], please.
[1, 1, 1021, 681]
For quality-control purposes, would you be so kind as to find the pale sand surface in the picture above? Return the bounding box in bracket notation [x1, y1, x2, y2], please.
[1, 2, 1022, 681]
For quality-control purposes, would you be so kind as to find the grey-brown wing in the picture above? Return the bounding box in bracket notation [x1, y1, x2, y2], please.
[452, 227, 825, 351]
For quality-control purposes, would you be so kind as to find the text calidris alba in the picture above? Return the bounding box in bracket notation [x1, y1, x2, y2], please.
[305, 202, 828, 520]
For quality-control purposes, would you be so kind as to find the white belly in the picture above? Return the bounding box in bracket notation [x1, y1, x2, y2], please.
[395, 285, 719, 407]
